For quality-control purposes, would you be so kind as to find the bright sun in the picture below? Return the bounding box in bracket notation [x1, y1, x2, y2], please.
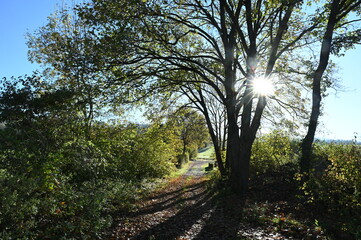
[252, 76, 274, 96]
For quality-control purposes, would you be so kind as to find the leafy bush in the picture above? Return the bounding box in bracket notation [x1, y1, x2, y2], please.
[0, 77, 179, 239]
[0, 121, 178, 239]
[188, 148, 198, 160]
[251, 130, 297, 175]
[299, 143, 361, 237]
[0, 171, 153, 239]
[176, 153, 190, 168]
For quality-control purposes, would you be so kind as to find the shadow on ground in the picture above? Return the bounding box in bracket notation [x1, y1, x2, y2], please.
[111, 176, 246, 240]
[135, 181, 245, 240]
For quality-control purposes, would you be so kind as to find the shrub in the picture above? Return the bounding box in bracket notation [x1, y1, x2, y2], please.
[188, 148, 198, 160]
[300, 143, 361, 237]
[0, 121, 179, 239]
[0, 76, 180, 238]
[176, 153, 190, 168]
[251, 130, 297, 175]
[0, 172, 146, 239]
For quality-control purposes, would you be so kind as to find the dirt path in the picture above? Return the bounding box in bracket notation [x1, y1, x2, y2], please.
[184, 159, 214, 176]
[108, 158, 330, 240]
[108, 160, 329, 240]
[109, 159, 245, 240]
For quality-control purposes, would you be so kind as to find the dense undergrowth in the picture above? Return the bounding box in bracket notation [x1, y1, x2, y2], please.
[0, 77, 201, 239]
[204, 132, 361, 239]
[299, 142, 361, 239]
[249, 133, 361, 239]
[0, 121, 178, 239]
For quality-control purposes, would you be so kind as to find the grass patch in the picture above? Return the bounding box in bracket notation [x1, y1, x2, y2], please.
[166, 161, 191, 178]
[197, 145, 215, 159]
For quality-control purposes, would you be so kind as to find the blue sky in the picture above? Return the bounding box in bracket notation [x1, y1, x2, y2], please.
[0, 0, 360, 140]
[323, 49, 361, 140]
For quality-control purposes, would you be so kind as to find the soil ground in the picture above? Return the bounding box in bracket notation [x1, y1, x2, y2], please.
[108, 148, 334, 240]
[109, 158, 226, 240]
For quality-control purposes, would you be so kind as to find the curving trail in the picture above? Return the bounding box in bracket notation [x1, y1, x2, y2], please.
[109, 159, 244, 240]
[184, 159, 214, 177]
[108, 159, 312, 240]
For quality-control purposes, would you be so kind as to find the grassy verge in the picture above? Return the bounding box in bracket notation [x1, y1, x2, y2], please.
[197, 145, 215, 159]
[167, 161, 191, 178]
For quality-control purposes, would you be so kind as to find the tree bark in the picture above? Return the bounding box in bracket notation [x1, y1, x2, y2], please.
[227, 112, 242, 193]
[239, 141, 252, 194]
[301, 0, 340, 173]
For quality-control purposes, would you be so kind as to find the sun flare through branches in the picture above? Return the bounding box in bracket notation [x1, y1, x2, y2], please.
[252, 76, 275, 96]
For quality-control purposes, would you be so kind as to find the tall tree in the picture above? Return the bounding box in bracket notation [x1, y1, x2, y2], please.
[301, 0, 361, 173]
[179, 80, 229, 175]
[171, 108, 209, 156]
[27, 7, 107, 135]
[74, 0, 327, 194]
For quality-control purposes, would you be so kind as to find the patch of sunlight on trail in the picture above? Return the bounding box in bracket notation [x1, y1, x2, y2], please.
[178, 209, 215, 240]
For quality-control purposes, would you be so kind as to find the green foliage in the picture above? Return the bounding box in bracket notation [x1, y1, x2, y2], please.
[0, 76, 179, 239]
[167, 108, 209, 165]
[188, 148, 198, 159]
[251, 130, 298, 175]
[109, 123, 177, 179]
[299, 143, 361, 237]
[160, 108, 209, 168]
[176, 153, 189, 169]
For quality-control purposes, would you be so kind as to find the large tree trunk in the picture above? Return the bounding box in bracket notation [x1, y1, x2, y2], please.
[239, 141, 252, 194]
[300, 85, 321, 172]
[224, 74, 242, 193]
[227, 116, 242, 193]
[301, 0, 340, 173]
